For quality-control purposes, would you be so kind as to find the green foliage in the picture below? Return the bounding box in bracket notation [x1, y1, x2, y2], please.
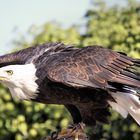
[14, 23, 81, 50]
[1, 0, 140, 139]
[83, 0, 140, 58]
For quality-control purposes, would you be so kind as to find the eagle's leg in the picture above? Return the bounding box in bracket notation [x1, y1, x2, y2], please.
[50, 122, 88, 140]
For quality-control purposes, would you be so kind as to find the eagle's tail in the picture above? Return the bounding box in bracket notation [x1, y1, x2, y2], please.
[108, 57, 140, 125]
[108, 91, 140, 125]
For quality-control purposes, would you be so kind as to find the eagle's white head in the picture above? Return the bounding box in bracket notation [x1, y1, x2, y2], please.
[0, 64, 38, 100]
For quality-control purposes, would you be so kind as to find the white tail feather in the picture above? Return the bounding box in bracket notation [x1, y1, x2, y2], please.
[108, 92, 140, 125]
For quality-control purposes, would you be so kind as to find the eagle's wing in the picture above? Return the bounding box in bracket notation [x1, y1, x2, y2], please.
[46, 46, 140, 125]
[46, 46, 140, 89]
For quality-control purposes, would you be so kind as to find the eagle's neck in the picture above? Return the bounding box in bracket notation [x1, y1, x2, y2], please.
[9, 87, 31, 100]
[9, 85, 38, 100]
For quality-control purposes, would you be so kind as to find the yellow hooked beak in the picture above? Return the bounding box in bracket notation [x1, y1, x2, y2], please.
[0, 77, 7, 81]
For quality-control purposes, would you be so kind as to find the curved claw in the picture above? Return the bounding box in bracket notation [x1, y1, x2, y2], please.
[57, 123, 88, 140]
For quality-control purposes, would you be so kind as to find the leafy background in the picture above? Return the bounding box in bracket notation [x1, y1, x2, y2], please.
[0, 0, 140, 140]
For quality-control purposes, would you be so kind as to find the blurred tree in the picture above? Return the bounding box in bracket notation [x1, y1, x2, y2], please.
[0, 0, 140, 140]
[83, 0, 140, 58]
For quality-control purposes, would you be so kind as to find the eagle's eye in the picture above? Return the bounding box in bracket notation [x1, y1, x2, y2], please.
[6, 70, 13, 75]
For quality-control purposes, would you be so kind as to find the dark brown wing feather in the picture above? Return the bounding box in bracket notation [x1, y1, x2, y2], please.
[46, 46, 140, 89]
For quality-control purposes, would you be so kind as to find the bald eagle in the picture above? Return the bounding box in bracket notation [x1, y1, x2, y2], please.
[0, 42, 140, 139]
